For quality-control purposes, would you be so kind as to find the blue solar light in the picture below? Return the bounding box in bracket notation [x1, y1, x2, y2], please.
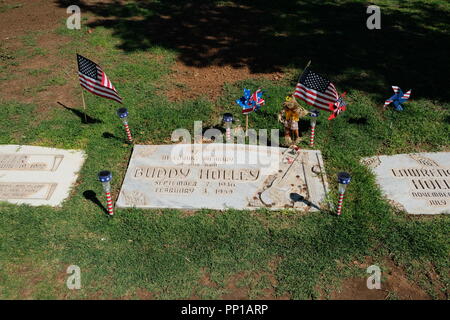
[116, 108, 129, 119]
[309, 109, 320, 118]
[98, 170, 112, 183]
[337, 172, 351, 185]
[223, 113, 234, 123]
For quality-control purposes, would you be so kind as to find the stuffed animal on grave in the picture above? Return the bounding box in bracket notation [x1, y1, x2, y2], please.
[278, 95, 308, 144]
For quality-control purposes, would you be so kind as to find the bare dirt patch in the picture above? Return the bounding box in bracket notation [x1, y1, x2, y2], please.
[0, 0, 63, 39]
[2, 261, 74, 299]
[0, 0, 79, 113]
[165, 61, 284, 102]
[0, 0, 284, 108]
[220, 270, 290, 300]
[14, 263, 46, 299]
[329, 259, 435, 300]
[190, 258, 290, 300]
[134, 288, 154, 300]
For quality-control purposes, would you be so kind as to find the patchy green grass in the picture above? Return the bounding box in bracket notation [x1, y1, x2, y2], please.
[22, 76, 67, 97]
[0, 1, 23, 13]
[26, 68, 52, 77]
[0, 0, 449, 300]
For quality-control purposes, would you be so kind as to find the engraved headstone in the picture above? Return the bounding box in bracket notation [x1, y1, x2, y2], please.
[362, 152, 450, 215]
[0, 145, 86, 206]
[117, 144, 329, 211]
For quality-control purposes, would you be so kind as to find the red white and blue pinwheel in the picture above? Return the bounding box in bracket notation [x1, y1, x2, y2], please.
[384, 86, 411, 111]
[235, 88, 265, 114]
[328, 92, 347, 120]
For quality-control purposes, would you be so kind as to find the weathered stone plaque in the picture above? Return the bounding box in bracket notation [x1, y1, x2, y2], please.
[0, 145, 86, 206]
[362, 152, 450, 215]
[117, 144, 329, 211]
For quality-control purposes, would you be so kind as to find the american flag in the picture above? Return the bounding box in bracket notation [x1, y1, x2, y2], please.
[77, 54, 122, 104]
[294, 68, 339, 111]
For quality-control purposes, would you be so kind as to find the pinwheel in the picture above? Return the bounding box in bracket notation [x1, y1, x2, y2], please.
[328, 92, 347, 120]
[235, 88, 265, 115]
[384, 86, 411, 111]
[235, 88, 265, 133]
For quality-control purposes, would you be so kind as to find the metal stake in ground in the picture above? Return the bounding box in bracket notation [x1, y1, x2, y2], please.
[117, 108, 133, 143]
[337, 172, 351, 216]
[98, 170, 114, 216]
[309, 109, 319, 147]
[222, 113, 234, 142]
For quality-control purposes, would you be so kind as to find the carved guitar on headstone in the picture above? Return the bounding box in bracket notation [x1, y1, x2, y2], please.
[259, 146, 304, 207]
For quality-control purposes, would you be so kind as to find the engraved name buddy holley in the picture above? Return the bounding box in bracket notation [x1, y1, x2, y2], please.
[133, 166, 260, 181]
[132, 166, 260, 196]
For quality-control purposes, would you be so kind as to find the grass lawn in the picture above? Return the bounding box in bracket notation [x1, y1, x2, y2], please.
[0, 0, 449, 299]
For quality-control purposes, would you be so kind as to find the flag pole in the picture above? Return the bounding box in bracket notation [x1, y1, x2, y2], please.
[81, 88, 87, 123]
[298, 60, 312, 82]
[76, 52, 88, 123]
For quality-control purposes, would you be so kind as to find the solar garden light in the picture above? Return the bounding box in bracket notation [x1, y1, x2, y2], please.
[309, 109, 320, 147]
[98, 170, 114, 216]
[117, 108, 133, 143]
[337, 172, 351, 216]
[222, 113, 234, 142]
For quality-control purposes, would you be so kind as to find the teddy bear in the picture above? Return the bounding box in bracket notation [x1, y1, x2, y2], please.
[278, 95, 308, 144]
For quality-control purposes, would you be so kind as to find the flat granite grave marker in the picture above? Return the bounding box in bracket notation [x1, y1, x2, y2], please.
[117, 144, 329, 211]
[0, 145, 86, 207]
[362, 152, 450, 215]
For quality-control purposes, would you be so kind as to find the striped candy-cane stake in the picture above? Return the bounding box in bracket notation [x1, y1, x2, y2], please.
[222, 113, 234, 142]
[105, 191, 114, 216]
[337, 172, 351, 216]
[117, 108, 133, 143]
[226, 127, 231, 141]
[123, 123, 133, 142]
[336, 192, 345, 216]
[98, 170, 114, 216]
[310, 126, 315, 146]
[309, 109, 319, 147]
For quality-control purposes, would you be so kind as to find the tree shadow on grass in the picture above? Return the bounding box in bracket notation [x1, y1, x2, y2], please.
[55, 0, 450, 102]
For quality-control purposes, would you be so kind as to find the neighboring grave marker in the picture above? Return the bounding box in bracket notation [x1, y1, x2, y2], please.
[362, 152, 450, 215]
[0, 154, 63, 171]
[0, 145, 86, 207]
[117, 144, 329, 211]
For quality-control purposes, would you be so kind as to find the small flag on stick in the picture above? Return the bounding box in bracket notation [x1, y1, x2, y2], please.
[294, 67, 339, 112]
[77, 54, 122, 104]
